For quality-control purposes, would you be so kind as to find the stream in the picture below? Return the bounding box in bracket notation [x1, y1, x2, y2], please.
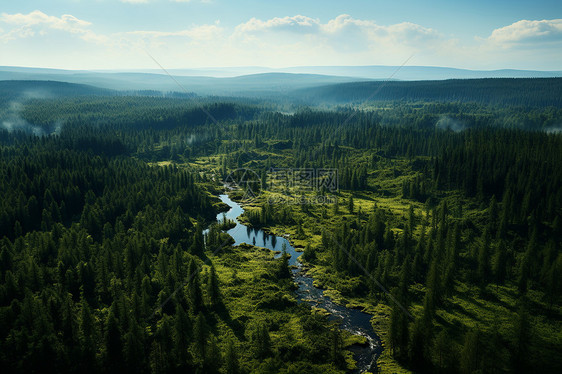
[214, 194, 383, 373]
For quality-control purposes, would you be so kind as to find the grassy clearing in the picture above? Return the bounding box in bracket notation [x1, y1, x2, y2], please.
[206, 243, 364, 373]
[195, 150, 562, 373]
[231, 179, 562, 373]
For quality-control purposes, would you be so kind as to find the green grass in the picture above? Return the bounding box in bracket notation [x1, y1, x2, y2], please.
[228, 182, 562, 373]
[193, 148, 562, 373]
[205, 243, 365, 373]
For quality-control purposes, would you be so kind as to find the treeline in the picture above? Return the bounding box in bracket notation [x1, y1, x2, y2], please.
[21, 98, 259, 130]
[296, 78, 562, 107]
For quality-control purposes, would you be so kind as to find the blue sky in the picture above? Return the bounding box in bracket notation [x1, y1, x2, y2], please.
[1, 0, 561, 70]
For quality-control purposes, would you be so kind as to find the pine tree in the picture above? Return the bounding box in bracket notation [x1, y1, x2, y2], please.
[252, 323, 272, 358]
[189, 220, 205, 257]
[408, 318, 427, 370]
[477, 227, 491, 291]
[302, 242, 316, 263]
[492, 239, 508, 288]
[510, 299, 531, 373]
[187, 258, 203, 313]
[104, 304, 123, 372]
[408, 205, 415, 234]
[276, 243, 291, 279]
[488, 195, 498, 235]
[333, 198, 340, 215]
[460, 328, 481, 374]
[78, 298, 97, 373]
[330, 328, 345, 368]
[389, 302, 410, 360]
[545, 254, 562, 308]
[193, 312, 208, 359]
[203, 335, 222, 373]
[151, 315, 174, 374]
[123, 317, 145, 373]
[173, 304, 192, 367]
[517, 251, 530, 294]
[224, 339, 240, 374]
[434, 330, 453, 372]
[425, 257, 440, 313]
[207, 263, 222, 309]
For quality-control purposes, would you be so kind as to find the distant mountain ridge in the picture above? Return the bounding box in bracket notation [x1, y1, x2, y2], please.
[0, 66, 560, 95]
[277, 65, 562, 80]
[0, 67, 370, 95]
[1, 70, 561, 108]
[87, 65, 562, 80]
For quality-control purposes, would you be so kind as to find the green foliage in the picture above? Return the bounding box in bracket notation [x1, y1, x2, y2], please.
[1, 88, 562, 373]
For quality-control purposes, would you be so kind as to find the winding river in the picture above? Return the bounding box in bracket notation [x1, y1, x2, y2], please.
[214, 194, 383, 373]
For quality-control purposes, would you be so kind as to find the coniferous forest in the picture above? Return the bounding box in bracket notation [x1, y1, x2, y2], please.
[1, 78, 562, 374]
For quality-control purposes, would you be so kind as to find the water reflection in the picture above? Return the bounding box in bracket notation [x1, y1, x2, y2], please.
[216, 194, 382, 373]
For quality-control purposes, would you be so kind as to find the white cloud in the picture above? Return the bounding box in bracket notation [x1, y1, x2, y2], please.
[0, 10, 91, 30]
[234, 14, 440, 45]
[0, 10, 108, 44]
[0, 11, 560, 70]
[236, 15, 321, 34]
[322, 14, 374, 33]
[231, 14, 442, 60]
[488, 19, 562, 44]
[0, 26, 36, 42]
[126, 23, 222, 40]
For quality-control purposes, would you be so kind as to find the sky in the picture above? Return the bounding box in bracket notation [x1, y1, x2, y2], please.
[0, 0, 561, 71]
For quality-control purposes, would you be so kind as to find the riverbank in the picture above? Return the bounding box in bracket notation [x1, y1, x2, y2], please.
[225, 191, 414, 373]
[221, 193, 386, 373]
[247, 224, 410, 373]
[227, 187, 562, 374]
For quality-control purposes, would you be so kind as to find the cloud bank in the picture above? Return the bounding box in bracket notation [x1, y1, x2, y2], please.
[0, 10, 560, 69]
[488, 19, 562, 44]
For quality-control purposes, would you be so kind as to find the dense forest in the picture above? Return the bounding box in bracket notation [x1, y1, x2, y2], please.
[0, 103, 353, 373]
[297, 78, 562, 107]
[1, 79, 561, 373]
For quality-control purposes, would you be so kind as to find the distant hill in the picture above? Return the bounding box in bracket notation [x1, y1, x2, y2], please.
[278, 66, 562, 80]
[1, 66, 561, 98]
[0, 67, 371, 95]
[294, 78, 562, 107]
[110, 65, 562, 80]
[0, 80, 114, 104]
[1, 74, 561, 108]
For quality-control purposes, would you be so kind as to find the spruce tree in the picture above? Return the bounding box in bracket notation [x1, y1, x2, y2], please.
[460, 328, 481, 374]
[207, 263, 222, 309]
[224, 339, 240, 374]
